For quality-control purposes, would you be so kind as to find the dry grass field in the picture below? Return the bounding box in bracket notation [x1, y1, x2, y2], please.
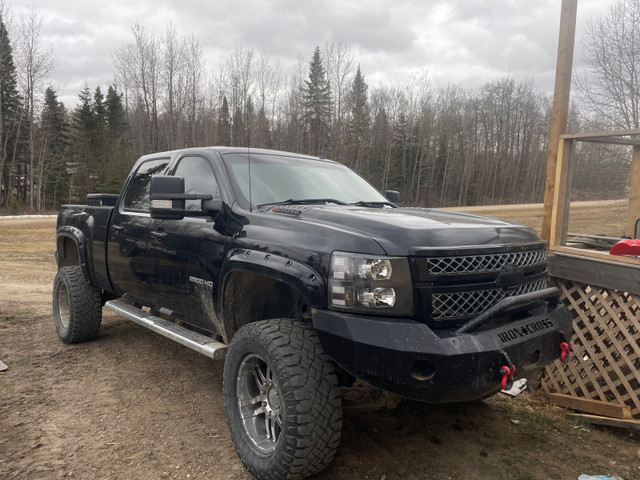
[448, 199, 630, 237]
[0, 209, 638, 480]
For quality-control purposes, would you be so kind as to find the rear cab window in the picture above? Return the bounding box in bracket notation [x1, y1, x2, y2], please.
[122, 158, 169, 212]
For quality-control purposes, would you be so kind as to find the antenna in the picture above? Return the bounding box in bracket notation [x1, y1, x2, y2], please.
[247, 108, 252, 212]
[248, 146, 252, 212]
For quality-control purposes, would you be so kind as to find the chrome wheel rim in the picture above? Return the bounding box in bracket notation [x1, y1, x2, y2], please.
[57, 282, 70, 328]
[236, 353, 283, 453]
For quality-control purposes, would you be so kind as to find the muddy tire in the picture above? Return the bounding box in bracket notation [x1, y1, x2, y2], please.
[223, 318, 342, 480]
[52, 266, 102, 344]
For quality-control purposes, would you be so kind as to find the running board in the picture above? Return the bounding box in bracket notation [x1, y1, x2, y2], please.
[104, 300, 227, 360]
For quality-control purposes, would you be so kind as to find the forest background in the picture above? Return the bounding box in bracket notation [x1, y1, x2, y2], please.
[0, 1, 638, 213]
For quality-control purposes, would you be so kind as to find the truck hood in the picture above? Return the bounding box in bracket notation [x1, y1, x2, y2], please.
[266, 205, 540, 256]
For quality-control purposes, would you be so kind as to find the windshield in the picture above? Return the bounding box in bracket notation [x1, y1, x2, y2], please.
[221, 152, 389, 210]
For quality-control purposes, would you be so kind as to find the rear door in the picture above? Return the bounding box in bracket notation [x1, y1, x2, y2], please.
[146, 154, 229, 333]
[107, 157, 169, 305]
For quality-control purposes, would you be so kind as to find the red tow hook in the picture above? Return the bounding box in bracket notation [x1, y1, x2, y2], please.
[560, 342, 573, 363]
[500, 365, 516, 390]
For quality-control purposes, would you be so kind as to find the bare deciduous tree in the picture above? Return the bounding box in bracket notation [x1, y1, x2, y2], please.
[16, 4, 55, 210]
[576, 0, 640, 129]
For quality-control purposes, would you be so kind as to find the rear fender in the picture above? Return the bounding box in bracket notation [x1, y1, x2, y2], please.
[56, 226, 93, 284]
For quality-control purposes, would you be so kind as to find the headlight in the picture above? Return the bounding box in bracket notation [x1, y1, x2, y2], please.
[328, 252, 413, 316]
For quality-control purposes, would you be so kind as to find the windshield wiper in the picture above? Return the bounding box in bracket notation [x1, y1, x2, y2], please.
[349, 201, 397, 208]
[257, 198, 348, 209]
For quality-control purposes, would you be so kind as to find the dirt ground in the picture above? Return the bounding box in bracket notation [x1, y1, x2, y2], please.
[1, 213, 639, 480]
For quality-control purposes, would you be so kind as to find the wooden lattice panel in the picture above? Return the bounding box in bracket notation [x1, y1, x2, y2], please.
[541, 279, 640, 417]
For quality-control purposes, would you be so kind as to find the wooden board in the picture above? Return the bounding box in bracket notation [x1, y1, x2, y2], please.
[550, 246, 640, 267]
[560, 128, 640, 140]
[549, 138, 574, 247]
[549, 393, 632, 419]
[548, 251, 640, 296]
[628, 145, 640, 238]
[567, 413, 640, 431]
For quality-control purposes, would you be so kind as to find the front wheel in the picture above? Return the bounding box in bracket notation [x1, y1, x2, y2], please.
[223, 319, 342, 480]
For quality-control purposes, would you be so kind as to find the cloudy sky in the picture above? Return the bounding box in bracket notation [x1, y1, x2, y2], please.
[6, 0, 617, 107]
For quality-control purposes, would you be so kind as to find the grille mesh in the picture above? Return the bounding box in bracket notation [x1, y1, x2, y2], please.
[426, 249, 547, 275]
[431, 278, 547, 320]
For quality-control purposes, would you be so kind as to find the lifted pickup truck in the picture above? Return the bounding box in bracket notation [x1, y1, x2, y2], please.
[53, 147, 572, 480]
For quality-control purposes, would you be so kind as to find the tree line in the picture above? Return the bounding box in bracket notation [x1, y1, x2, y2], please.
[0, 3, 635, 212]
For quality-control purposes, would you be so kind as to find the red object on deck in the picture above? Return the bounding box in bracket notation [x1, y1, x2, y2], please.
[609, 239, 640, 256]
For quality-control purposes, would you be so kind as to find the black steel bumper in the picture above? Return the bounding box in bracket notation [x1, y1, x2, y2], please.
[312, 302, 573, 403]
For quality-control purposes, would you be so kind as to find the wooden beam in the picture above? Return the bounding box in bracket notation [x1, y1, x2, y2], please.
[628, 146, 640, 238]
[549, 250, 640, 294]
[542, 0, 578, 243]
[549, 139, 574, 247]
[561, 128, 640, 139]
[549, 393, 632, 419]
[577, 137, 640, 147]
[550, 245, 640, 266]
[566, 413, 640, 431]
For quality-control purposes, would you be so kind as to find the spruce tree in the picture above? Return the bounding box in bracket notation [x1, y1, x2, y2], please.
[302, 46, 332, 156]
[75, 86, 94, 136]
[41, 87, 70, 208]
[347, 65, 370, 172]
[70, 86, 99, 198]
[105, 85, 126, 136]
[102, 85, 129, 192]
[217, 96, 231, 145]
[254, 106, 271, 149]
[245, 95, 255, 146]
[0, 14, 22, 208]
[232, 105, 244, 147]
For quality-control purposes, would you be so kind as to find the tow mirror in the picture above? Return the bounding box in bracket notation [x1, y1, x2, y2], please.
[385, 190, 401, 205]
[150, 175, 215, 220]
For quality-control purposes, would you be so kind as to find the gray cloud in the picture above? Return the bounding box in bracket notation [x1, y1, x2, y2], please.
[9, 0, 617, 108]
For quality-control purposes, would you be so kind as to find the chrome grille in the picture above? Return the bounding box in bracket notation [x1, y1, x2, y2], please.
[426, 249, 547, 275]
[432, 278, 548, 320]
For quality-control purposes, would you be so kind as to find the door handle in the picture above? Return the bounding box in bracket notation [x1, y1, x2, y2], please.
[111, 225, 124, 231]
[150, 231, 168, 241]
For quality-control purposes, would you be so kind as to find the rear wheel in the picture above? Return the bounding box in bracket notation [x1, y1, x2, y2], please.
[223, 318, 342, 480]
[52, 266, 102, 344]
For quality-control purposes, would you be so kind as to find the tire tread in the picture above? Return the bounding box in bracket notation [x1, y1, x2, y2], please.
[53, 265, 102, 344]
[224, 318, 342, 480]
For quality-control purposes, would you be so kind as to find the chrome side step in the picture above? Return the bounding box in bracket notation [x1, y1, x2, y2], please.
[104, 300, 227, 360]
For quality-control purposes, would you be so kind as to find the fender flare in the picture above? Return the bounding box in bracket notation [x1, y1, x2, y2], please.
[55, 225, 94, 285]
[219, 248, 326, 334]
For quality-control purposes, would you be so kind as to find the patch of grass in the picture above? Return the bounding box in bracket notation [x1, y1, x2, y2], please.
[1, 309, 37, 325]
[494, 395, 591, 437]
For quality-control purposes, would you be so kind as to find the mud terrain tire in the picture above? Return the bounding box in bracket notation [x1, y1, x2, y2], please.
[52, 266, 102, 344]
[223, 318, 342, 480]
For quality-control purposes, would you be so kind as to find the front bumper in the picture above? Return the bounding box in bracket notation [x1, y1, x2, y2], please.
[312, 302, 572, 403]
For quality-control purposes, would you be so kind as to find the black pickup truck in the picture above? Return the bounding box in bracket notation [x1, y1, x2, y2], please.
[53, 147, 572, 480]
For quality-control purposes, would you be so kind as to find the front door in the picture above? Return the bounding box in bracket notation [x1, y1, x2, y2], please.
[147, 155, 228, 334]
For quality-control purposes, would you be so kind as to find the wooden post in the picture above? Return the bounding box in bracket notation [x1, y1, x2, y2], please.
[549, 139, 574, 247]
[628, 146, 640, 238]
[542, 0, 578, 243]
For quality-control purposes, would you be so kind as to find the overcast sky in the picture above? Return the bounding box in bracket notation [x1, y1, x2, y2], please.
[6, 0, 618, 108]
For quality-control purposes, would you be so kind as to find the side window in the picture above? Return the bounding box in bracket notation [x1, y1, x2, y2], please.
[122, 158, 169, 211]
[174, 156, 220, 210]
